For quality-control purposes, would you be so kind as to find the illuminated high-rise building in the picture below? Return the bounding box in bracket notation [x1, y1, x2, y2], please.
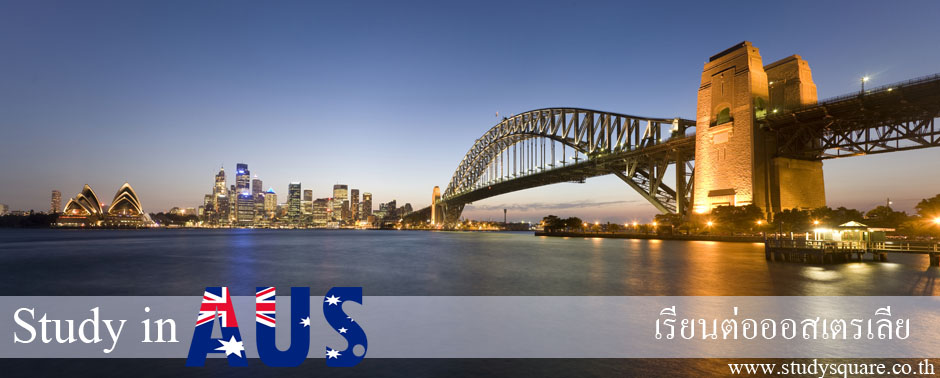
[214, 166, 226, 198]
[263, 188, 277, 219]
[236, 192, 254, 227]
[235, 163, 250, 193]
[288, 182, 302, 226]
[229, 184, 237, 222]
[332, 184, 348, 221]
[302, 189, 313, 217]
[251, 176, 263, 196]
[217, 195, 230, 226]
[350, 189, 359, 221]
[254, 194, 264, 224]
[312, 198, 330, 226]
[51, 190, 61, 213]
[362, 192, 372, 219]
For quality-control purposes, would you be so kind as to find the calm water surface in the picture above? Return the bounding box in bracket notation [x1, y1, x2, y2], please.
[1, 229, 935, 377]
[1, 228, 937, 296]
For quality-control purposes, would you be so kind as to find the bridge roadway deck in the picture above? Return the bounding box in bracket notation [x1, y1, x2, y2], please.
[442, 135, 695, 206]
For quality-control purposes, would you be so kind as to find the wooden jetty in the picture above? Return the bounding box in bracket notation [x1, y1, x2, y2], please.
[764, 238, 940, 265]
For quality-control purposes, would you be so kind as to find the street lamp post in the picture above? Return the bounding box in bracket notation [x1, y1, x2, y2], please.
[861, 76, 870, 95]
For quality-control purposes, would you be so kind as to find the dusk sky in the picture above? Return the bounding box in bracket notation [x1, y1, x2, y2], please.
[1, 0, 938, 222]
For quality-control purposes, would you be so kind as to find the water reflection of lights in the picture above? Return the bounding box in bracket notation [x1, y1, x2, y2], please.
[802, 267, 842, 281]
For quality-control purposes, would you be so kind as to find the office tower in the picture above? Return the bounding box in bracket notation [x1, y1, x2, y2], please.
[342, 200, 351, 221]
[264, 188, 277, 219]
[252, 176, 263, 196]
[252, 175, 263, 224]
[0, 204, 8, 215]
[254, 193, 265, 224]
[203, 194, 213, 222]
[217, 195, 230, 226]
[350, 189, 359, 221]
[288, 182, 302, 226]
[229, 184, 237, 222]
[303, 189, 313, 216]
[214, 166, 226, 197]
[51, 190, 61, 213]
[332, 184, 348, 221]
[209, 166, 226, 225]
[402, 203, 413, 217]
[236, 192, 254, 226]
[362, 192, 372, 219]
[235, 163, 250, 193]
[326, 198, 334, 222]
[312, 198, 329, 226]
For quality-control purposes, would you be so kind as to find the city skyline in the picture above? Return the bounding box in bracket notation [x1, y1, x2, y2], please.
[2, 1, 939, 221]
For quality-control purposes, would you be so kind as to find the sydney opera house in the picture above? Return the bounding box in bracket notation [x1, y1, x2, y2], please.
[57, 183, 153, 228]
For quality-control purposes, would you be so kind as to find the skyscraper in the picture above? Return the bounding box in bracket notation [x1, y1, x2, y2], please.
[210, 166, 226, 226]
[214, 166, 226, 198]
[251, 175, 263, 196]
[350, 189, 359, 221]
[362, 192, 372, 219]
[312, 198, 329, 226]
[229, 184, 237, 223]
[202, 194, 213, 222]
[217, 194, 230, 226]
[51, 190, 61, 213]
[288, 182, 302, 226]
[302, 189, 313, 218]
[332, 184, 348, 222]
[236, 192, 254, 227]
[263, 188, 277, 219]
[235, 163, 250, 194]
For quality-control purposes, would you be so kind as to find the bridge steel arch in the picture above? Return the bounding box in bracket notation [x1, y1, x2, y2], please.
[436, 108, 696, 223]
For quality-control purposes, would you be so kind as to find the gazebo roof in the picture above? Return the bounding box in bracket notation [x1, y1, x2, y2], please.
[837, 221, 868, 229]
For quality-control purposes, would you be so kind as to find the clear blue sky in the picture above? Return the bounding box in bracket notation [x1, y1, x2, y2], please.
[1, 0, 939, 221]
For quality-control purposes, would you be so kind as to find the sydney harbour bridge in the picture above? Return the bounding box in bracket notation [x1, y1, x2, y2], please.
[412, 42, 940, 224]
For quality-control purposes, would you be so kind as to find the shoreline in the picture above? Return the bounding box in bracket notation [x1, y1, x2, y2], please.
[534, 231, 764, 243]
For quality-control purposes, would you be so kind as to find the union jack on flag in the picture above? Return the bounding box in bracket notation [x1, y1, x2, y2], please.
[256, 286, 276, 327]
[196, 287, 239, 327]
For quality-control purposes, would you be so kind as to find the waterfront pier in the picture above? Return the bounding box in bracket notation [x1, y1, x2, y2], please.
[764, 238, 940, 265]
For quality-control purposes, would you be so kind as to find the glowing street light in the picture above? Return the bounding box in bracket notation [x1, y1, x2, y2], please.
[813, 220, 820, 226]
[652, 221, 658, 227]
[756, 220, 763, 226]
[706, 221, 714, 227]
[933, 217, 940, 225]
[861, 76, 870, 94]
[632, 221, 638, 227]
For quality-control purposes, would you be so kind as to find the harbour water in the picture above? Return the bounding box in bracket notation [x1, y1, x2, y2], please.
[1, 229, 936, 377]
[1, 229, 937, 296]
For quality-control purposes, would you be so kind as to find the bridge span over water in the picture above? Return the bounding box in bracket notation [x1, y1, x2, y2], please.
[411, 42, 940, 225]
